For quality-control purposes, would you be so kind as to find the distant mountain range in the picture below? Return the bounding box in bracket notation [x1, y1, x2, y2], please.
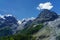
[20, 9, 60, 40]
[0, 15, 19, 36]
[0, 9, 60, 40]
[0, 14, 35, 36]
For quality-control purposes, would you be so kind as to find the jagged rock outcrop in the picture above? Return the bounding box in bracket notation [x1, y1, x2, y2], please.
[0, 15, 18, 36]
[32, 10, 60, 40]
[34, 9, 58, 24]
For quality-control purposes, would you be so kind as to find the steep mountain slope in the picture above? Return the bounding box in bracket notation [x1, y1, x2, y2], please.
[0, 15, 19, 36]
[18, 17, 35, 29]
[33, 18, 60, 40]
[33, 9, 58, 24]
[0, 9, 60, 40]
[31, 10, 60, 40]
[22, 9, 60, 40]
[24, 9, 58, 29]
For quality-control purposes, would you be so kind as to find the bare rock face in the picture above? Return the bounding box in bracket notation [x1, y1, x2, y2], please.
[34, 9, 58, 24]
[32, 9, 60, 40]
[0, 15, 18, 36]
[47, 17, 60, 40]
[33, 18, 60, 40]
[24, 9, 58, 29]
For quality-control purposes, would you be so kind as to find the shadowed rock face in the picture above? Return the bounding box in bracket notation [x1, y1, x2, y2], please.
[23, 9, 59, 29]
[0, 15, 18, 36]
[23, 9, 60, 40]
[35, 9, 58, 23]
[0, 16, 18, 28]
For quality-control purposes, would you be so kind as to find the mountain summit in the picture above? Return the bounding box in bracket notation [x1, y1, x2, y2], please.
[0, 9, 60, 40]
[23, 9, 59, 28]
[0, 15, 18, 36]
[34, 9, 58, 24]
[31, 10, 60, 40]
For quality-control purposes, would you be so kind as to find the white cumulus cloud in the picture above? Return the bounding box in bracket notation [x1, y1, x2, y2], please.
[37, 2, 53, 10]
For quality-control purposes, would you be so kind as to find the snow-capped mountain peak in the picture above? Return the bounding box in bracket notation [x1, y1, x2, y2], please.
[21, 17, 35, 23]
[0, 14, 13, 19]
[0, 14, 5, 19]
[5, 14, 13, 17]
[18, 20, 22, 24]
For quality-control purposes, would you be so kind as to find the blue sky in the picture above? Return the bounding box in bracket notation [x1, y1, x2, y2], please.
[0, 0, 59, 20]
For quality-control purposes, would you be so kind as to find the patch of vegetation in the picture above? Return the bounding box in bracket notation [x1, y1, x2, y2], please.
[0, 24, 43, 40]
[21, 24, 43, 35]
[0, 34, 36, 40]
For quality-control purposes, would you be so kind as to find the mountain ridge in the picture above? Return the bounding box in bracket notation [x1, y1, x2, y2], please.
[21, 9, 60, 40]
[0, 9, 60, 40]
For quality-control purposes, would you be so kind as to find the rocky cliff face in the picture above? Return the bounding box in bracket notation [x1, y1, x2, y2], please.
[34, 9, 58, 24]
[0, 15, 18, 36]
[0, 9, 60, 40]
[32, 9, 60, 40]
